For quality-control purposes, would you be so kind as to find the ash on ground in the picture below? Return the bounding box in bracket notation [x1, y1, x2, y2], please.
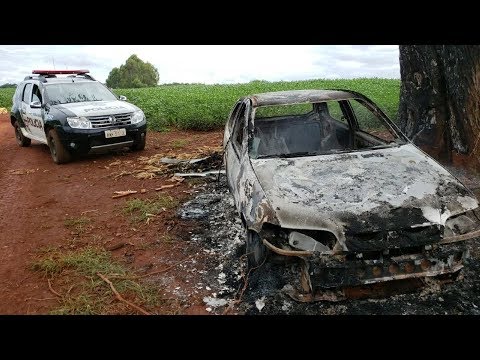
[179, 175, 480, 315]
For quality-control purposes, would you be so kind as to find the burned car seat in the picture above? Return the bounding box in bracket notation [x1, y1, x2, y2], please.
[255, 126, 289, 156]
[313, 102, 343, 151]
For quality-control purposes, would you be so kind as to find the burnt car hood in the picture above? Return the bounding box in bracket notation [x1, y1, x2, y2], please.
[53, 100, 138, 117]
[250, 144, 478, 236]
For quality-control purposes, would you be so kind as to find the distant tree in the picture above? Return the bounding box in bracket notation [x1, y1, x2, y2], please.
[0, 83, 17, 88]
[106, 54, 159, 88]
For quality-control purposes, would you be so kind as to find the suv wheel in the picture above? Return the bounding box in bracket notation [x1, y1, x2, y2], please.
[47, 129, 71, 164]
[130, 133, 146, 151]
[14, 121, 31, 147]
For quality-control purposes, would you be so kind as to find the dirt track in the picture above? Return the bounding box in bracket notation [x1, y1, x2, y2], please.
[0, 113, 225, 314]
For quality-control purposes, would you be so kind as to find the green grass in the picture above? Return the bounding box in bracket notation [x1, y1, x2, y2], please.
[123, 194, 179, 222]
[171, 139, 189, 149]
[32, 246, 160, 314]
[64, 216, 91, 235]
[0, 78, 400, 130]
[32, 246, 127, 277]
[0, 88, 14, 111]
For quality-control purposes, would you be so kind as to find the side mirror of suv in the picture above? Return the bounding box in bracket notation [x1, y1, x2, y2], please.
[119, 95, 127, 101]
[30, 101, 42, 108]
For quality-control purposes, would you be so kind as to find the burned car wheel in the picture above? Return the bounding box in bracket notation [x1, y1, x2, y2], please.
[47, 129, 71, 164]
[14, 121, 31, 147]
[246, 230, 267, 269]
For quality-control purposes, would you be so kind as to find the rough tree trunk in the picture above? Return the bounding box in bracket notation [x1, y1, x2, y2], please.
[398, 45, 480, 169]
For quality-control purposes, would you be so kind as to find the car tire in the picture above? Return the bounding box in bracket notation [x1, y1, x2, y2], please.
[130, 133, 146, 151]
[47, 128, 71, 164]
[14, 121, 31, 147]
[246, 230, 267, 270]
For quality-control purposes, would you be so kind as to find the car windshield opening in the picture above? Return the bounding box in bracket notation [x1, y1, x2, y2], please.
[45, 82, 118, 105]
[249, 100, 402, 159]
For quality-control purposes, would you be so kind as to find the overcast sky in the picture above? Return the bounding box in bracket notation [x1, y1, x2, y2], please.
[0, 45, 399, 85]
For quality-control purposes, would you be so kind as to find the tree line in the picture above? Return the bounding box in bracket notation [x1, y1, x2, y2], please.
[106, 54, 159, 89]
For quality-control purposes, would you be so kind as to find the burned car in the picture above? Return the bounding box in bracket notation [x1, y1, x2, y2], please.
[223, 89, 480, 301]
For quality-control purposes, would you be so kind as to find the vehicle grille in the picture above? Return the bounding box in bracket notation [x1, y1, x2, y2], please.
[88, 113, 133, 128]
[345, 226, 442, 252]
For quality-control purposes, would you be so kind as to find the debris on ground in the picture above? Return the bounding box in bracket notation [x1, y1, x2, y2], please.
[203, 296, 228, 308]
[8, 169, 36, 175]
[174, 170, 225, 178]
[109, 146, 223, 180]
[255, 297, 266, 312]
[160, 156, 210, 165]
[168, 176, 185, 183]
[178, 175, 480, 315]
[155, 184, 178, 191]
[105, 241, 131, 251]
[178, 176, 245, 314]
[112, 190, 138, 198]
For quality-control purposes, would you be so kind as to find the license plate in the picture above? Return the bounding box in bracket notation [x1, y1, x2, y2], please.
[105, 128, 126, 138]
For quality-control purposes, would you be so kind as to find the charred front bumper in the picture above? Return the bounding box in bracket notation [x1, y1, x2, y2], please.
[307, 243, 466, 289]
[264, 238, 467, 285]
[261, 225, 480, 301]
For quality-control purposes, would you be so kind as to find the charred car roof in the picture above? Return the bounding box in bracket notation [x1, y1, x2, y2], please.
[250, 89, 361, 107]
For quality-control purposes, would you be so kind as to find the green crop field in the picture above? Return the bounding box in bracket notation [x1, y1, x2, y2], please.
[0, 88, 15, 111]
[0, 78, 400, 131]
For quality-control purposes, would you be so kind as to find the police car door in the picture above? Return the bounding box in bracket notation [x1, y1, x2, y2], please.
[21, 83, 47, 143]
[20, 83, 33, 136]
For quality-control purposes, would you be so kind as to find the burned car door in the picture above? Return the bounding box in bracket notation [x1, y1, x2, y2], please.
[223, 99, 243, 152]
[225, 100, 252, 215]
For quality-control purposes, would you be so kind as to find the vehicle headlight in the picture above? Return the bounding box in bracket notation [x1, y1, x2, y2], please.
[67, 116, 92, 129]
[131, 110, 145, 124]
[445, 211, 480, 236]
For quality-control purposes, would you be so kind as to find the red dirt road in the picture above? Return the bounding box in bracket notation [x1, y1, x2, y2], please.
[0, 113, 224, 314]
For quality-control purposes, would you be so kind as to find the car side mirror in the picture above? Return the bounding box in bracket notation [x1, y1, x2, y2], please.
[119, 95, 127, 101]
[30, 101, 42, 108]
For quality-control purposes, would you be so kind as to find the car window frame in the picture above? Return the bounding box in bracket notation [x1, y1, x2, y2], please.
[231, 100, 251, 159]
[22, 83, 33, 104]
[345, 98, 404, 143]
[227, 100, 243, 134]
[31, 83, 43, 105]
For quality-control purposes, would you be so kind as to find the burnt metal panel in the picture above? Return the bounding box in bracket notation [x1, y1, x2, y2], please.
[251, 90, 356, 107]
[250, 143, 478, 250]
[309, 243, 467, 288]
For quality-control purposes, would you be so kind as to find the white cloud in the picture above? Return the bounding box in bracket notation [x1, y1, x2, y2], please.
[0, 45, 399, 85]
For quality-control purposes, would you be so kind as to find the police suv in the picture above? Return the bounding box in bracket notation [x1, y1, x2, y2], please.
[10, 70, 147, 164]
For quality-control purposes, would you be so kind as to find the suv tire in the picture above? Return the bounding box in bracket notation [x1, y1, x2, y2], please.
[47, 128, 71, 164]
[130, 133, 146, 151]
[14, 121, 31, 147]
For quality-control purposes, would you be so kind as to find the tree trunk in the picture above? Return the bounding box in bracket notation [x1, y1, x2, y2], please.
[398, 45, 480, 170]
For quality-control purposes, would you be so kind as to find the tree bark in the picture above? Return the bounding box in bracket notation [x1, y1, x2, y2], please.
[398, 45, 480, 169]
